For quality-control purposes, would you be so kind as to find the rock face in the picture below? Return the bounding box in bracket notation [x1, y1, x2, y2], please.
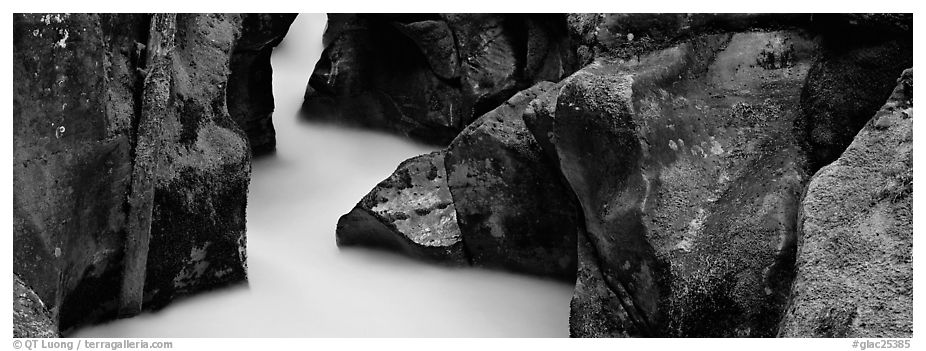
[14, 13, 150, 333]
[795, 16, 912, 169]
[527, 31, 817, 337]
[337, 82, 582, 280]
[227, 13, 298, 155]
[566, 13, 810, 67]
[779, 70, 912, 338]
[445, 82, 581, 280]
[13, 13, 254, 334]
[302, 14, 578, 144]
[337, 151, 468, 264]
[14, 275, 59, 338]
[142, 13, 251, 312]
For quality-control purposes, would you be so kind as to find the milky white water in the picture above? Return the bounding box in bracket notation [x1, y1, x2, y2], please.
[73, 14, 572, 338]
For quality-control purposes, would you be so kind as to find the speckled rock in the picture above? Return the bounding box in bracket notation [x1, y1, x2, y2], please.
[14, 13, 252, 334]
[142, 13, 251, 311]
[302, 14, 578, 144]
[779, 69, 912, 338]
[337, 151, 467, 264]
[14, 275, 59, 338]
[527, 31, 819, 337]
[227, 13, 298, 156]
[445, 81, 580, 280]
[14, 13, 150, 332]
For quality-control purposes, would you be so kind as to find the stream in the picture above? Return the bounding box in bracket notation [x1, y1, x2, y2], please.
[72, 14, 573, 338]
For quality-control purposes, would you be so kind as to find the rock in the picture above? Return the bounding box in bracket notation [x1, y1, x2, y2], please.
[142, 13, 251, 311]
[779, 69, 912, 338]
[527, 31, 820, 337]
[227, 13, 298, 156]
[796, 36, 912, 169]
[303, 14, 466, 144]
[525, 15, 576, 81]
[445, 81, 580, 280]
[14, 275, 59, 338]
[303, 14, 579, 144]
[337, 82, 585, 279]
[337, 151, 468, 264]
[392, 20, 460, 80]
[567, 13, 810, 65]
[569, 231, 645, 337]
[14, 13, 149, 332]
[14, 13, 254, 333]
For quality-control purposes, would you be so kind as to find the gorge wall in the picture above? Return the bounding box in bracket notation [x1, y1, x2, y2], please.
[13, 13, 296, 335]
[13, 12, 913, 338]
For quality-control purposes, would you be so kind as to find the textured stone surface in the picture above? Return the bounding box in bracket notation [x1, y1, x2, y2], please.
[796, 28, 912, 169]
[445, 82, 580, 280]
[143, 13, 251, 311]
[303, 14, 578, 144]
[779, 69, 912, 338]
[566, 13, 809, 66]
[527, 31, 819, 337]
[337, 82, 585, 279]
[227, 13, 297, 155]
[13, 13, 149, 332]
[13, 13, 254, 334]
[14, 275, 59, 338]
[337, 151, 468, 264]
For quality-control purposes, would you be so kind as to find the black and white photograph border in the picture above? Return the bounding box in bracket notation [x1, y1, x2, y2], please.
[4, 0, 922, 349]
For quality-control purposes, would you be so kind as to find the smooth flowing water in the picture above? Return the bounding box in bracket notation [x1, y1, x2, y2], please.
[73, 14, 572, 338]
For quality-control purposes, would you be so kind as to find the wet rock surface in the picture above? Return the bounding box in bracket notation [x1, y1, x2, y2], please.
[779, 69, 913, 338]
[13, 13, 259, 334]
[302, 14, 578, 144]
[227, 13, 298, 156]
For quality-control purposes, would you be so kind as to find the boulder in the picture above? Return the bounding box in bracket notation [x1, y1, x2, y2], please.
[337, 151, 468, 264]
[337, 82, 584, 279]
[528, 31, 819, 337]
[303, 14, 579, 144]
[445, 81, 580, 280]
[779, 69, 912, 338]
[227, 13, 298, 156]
